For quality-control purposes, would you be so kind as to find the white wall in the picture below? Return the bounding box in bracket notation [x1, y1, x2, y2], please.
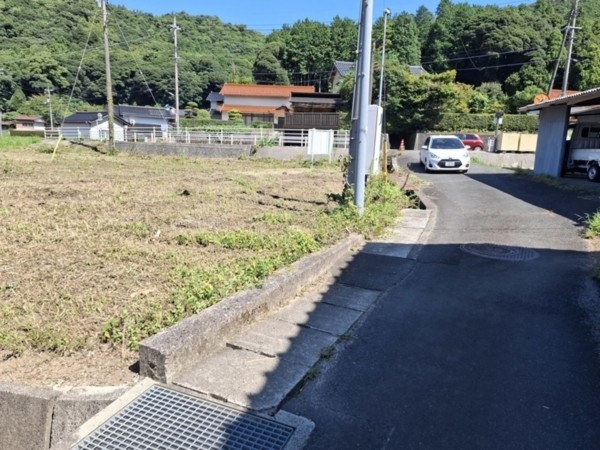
[61, 121, 125, 141]
[122, 115, 169, 132]
[224, 96, 288, 109]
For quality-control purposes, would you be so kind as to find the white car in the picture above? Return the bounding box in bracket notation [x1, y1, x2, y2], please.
[419, 135, 471, 173]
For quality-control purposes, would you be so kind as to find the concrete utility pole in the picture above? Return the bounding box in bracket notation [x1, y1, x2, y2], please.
[45, 86, 54, 130]
[0, 68, 4, 136]
[350, 0, 374, 214]
[100, 0, 115, 150]
[169, 15, 181, 132]
[562, 0, 581, 97]
[377, 8, 391, 110]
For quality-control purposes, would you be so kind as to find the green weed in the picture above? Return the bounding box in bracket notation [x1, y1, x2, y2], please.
[584, 211, 600, 239]
[0, 136, 43, 149]
[320, 345, 335, 359]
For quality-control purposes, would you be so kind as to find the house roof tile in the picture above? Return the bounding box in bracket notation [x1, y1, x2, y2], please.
[207, 92, 224, 102]
[333, 61, 355, 77]
[220, 83, 315, 98]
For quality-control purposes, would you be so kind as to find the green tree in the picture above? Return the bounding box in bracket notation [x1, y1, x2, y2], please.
[253, 42, 290, 85]
[388, 13, 421, 66]
[572, 16, 600, 90]
[384, 57, 469, 136]
[475, 82, 507, 112]
[422, 0, 459, 72]
[8, 88, 26, 111]
[329, 17, 358, 63]
[414, 6, 435, 48]
[506, 85, 540, 113]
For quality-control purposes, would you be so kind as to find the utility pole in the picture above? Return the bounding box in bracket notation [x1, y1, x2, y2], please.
[45, 86, 54, 130]
[377, 8, 391, 109]
[100, 0, 115, 150]
[0, 69, 5, 136]
[561, 0, 581, 97]
[169, 15, 181, 132]
[349, 0, 373, 214]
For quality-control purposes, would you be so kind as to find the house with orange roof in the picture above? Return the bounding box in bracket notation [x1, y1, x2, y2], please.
[217, 83, 315, 125]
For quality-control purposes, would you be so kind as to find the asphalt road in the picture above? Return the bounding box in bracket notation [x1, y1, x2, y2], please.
[282, 154, 600, 449]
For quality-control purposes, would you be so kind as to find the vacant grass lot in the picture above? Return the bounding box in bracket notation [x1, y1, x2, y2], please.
[0, 143, 411, 385]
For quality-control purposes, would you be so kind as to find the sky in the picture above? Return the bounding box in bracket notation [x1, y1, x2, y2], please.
[110, 0, 535, 33]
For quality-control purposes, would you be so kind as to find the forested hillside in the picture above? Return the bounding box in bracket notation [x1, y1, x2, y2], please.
[1, 0, 600, 125]
[0, 0, 265, 119]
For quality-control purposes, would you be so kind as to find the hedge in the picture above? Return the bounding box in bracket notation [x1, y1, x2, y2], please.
[430, 113, 538, 133]
[9, 129, 46, 137]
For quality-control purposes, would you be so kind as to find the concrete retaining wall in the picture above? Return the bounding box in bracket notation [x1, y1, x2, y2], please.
[116, 142, 253, 158]
[254, 145, 349, 161]
[0, 382, 127, 449]
[139, 235, 364, 383]
[470, 149, 536, 170]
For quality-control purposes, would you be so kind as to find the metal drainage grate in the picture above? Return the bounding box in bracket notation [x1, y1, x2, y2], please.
[72, 385, 294, 450]
[460, 243, 540, 262]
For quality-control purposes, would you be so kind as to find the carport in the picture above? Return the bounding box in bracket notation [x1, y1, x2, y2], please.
[519, 87, 600, 177]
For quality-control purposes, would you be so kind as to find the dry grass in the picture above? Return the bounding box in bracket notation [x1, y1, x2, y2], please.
[0, 144, 411, 386]
[0, 146, 345, 352]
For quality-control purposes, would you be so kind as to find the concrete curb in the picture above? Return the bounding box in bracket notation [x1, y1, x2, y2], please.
[139, 234, 365, 383]
[0, 235, 363, 448]
[0, 381, 127, 450]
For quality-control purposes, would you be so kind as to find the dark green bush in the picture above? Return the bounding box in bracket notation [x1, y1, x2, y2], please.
[431, 113, 538, 133]
[9, 129, 45, 137]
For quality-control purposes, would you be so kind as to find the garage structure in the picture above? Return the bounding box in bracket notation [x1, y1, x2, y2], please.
[519, 87, 600, 177]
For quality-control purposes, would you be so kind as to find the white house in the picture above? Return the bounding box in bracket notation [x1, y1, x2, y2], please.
[217, 83, 315, 125]
[61, 112, 127, 141]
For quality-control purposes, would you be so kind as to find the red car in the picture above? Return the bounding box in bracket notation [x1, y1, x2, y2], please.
[455, 133, 485, 151]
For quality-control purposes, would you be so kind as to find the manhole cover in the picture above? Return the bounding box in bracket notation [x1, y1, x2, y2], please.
[72, 385, 294, 450]
[460, 243, 539, 262]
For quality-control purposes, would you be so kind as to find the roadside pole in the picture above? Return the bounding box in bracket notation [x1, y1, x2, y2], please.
[100, 0, 115, 151]
[351, 0, 373, 215]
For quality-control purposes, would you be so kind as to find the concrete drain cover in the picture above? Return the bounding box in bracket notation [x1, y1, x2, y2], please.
[460, 243, 539, 262]
[72, 385, 294, 450]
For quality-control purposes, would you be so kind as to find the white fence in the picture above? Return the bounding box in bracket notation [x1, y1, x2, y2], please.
[47, 127, 350, 149]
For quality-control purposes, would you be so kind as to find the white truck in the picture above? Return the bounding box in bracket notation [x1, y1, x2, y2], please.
[564, 116, 600, 181]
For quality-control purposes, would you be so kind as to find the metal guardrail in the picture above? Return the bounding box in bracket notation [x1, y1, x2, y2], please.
[46, 127, 351, 148]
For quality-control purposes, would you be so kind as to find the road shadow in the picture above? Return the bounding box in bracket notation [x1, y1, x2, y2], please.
[231, 167, 600, 448]
[464, 171, 600, 223]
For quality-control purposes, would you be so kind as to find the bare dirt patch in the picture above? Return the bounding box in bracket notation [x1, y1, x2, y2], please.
[0, 146, 346, 387]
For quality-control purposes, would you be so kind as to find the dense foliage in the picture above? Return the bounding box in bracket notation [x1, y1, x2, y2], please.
[0, 0, 265, 121]
[1, 0, 600, 133]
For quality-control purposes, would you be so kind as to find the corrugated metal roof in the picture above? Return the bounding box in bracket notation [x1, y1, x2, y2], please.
[115, 105, 170, 118]
[63, 112, 107, 124]
[220, 83, 314, 97]
[520, 86, 600, 112]
[63, 111, 130, 125]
